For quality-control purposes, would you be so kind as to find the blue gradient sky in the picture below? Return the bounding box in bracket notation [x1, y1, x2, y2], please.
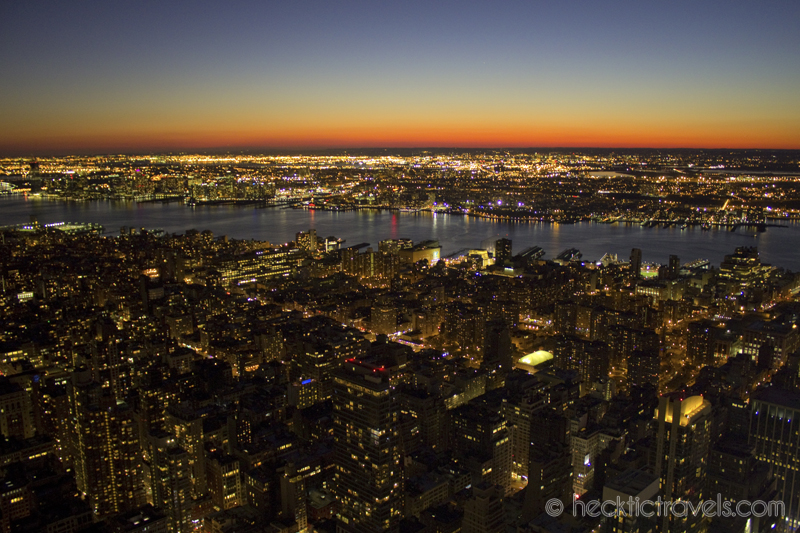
[1, 0, 799, 154]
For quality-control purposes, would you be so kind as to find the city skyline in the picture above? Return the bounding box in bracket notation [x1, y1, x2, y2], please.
[2, 0, 800, 524]
[2, 0, 800, 155]
[1, 148, 800, 531]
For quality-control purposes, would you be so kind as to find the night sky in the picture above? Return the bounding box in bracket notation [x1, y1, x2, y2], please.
[2, 0, 799, 154]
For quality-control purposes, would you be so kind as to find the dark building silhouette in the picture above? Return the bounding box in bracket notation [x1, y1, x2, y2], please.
[627, 349, 659, 389]
[494, 238, 512, 266]
[668, 254, 680, 280]
[630, 248, 642, 278]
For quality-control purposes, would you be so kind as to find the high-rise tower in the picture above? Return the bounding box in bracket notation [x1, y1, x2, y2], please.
[668, 254, 680, 279]
[144, 430, 193, 533]
[652, 394, 712, 533]
[494, 238, 512, 266]
[750, 387, 800, 530]
[630, 248, 642, 279]
[332, 360, 403, 533]
[69, 371, 145, 517]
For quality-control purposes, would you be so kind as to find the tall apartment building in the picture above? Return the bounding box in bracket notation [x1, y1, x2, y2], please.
[69, 371, 145, 517]
[630, 248, 642, 278]
[494, 238, 512, 266]
[461, 483, 505, 533]
[601, 469, 659, 533]
[144, 430, 193, 533]
[750, 387, 800, 531]
[165, 407, 207, 499]
[296, 229, 318, 252]
[0, 379, 35, 439]
[451, 401, 512, 492]
[332, 360, 403, 533]
[652, 394, 712, 533]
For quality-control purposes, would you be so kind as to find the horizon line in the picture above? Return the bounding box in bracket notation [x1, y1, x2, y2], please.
[3, 144, 800, 159]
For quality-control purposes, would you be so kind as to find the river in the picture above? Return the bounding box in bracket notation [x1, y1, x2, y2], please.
[2, 195, 799, 271]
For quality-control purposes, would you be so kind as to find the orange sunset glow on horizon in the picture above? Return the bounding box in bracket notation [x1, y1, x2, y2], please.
[2, 0, 799, 155]
[3, 110, 799, 156]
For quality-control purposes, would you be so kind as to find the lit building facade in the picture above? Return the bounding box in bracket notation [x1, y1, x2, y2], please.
[652, 394, 712, 533]
[69, 373, 145, 517]
[217, 247, 300, 287]
[750, 387, 800, 530]
[332, 360, 403, 533]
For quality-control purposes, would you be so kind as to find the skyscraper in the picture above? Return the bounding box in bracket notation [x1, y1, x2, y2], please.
[296, 228, 319, 252]
[164, 407, 207, 499]
[451, 400, 512, 491]
[627, 349, 660, 389]
[461, 483, 505, 533]
[494, 238, 512, 266]
[750, 387, 800, 530]
[69, 371, 145, 516]
[144, 430, 193, 533]
[601, 469, 660, 533]
[0, 379, 35, 439]
[481, 319, 513, 388]
[668, 254, 680, 280]
[687, 320, 716, 367]
[630, 248, 642, 279]
[206, 449, 244, 511]
[652, 394, 712, 533]
[523, 409, 572, 522]
[332, 360, 403, 533]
